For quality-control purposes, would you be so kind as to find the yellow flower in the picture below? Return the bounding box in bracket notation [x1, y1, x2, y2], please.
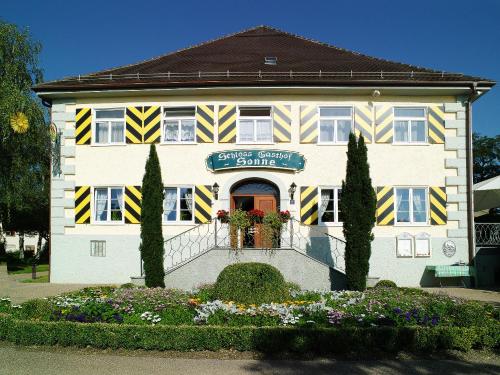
[10, 112, 29, 134]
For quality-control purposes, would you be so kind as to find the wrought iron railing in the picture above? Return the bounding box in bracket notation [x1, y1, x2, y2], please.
[475, 223, 500, 246]
[162, 217, 346, 273]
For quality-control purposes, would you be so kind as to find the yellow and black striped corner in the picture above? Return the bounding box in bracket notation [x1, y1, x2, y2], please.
[354, 104, 373, 143]
[428, 105, 445, 144]
[430, 186, 447, 225]
[194, 185, 213, 224]
[300, 186, 318, 225]
[218, 105, 237, 143]
[196, 105, 215, 143]
[75, 186, 91, 224]
[143, 106, 161, 143]
[75, 108, 92, 145]
[124, 186, 142, 224]
[126, 107, 143, 144]
[376, 186, 394, 225]
[300, 105, 318, 143]
[375, 105, 393, 143]
[273, 104, 292, 143]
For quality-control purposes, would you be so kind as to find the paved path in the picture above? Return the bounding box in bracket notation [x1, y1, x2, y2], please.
[422, 287, 500, 305]
[0, 343, 499, 375]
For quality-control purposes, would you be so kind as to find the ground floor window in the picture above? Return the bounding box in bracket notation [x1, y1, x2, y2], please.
[319, 187, 343, 223]
[94, 187, 124, 222]
[395, 187, 428, 224]
[163, 187, 194, 222]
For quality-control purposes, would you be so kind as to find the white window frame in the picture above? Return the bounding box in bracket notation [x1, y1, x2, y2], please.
[394, 187, 429, 226]
[396, 232, 414, 258]
[236, 106, 274, 144]
[392, 107, 427, 145]
[163, 186, 195, 224]
[161, 107, 197, 144]
[92, 108, 126, 146]
[92, 186, 125, 225]
[318, 186, 343, 225]
[318, 106, 353, 145]
[414, 232, 432, 257]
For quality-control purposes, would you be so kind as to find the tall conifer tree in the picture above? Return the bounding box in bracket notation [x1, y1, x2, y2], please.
[140, 144, 165, 287]
[341, 133, 376, 290]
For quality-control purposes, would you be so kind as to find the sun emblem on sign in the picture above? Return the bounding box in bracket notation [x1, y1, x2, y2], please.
[10, 112, 29, 133]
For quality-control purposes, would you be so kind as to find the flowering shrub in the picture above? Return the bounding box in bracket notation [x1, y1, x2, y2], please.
[216, 210, 229, 223]
[248, 209, 265, 224]
[279, 210, 291, 222]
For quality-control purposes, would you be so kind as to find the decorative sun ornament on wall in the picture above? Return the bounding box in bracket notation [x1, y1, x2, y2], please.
[442, 240, 456, 258]
[10, 112, 29, 133]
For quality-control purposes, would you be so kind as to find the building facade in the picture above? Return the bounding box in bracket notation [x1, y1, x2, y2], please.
[34, 26, 494, 288]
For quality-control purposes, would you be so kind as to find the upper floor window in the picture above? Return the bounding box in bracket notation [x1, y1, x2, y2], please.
[94, 187, 123, 223]
[395, 187, 428, 224]
[163, 107, 196, 143]
[238, 107, 273, 143]
[319, 107, 352, 144]
[319, 187, 343, 223]
[393, 108, 426, 144]
[163, 187, 194, 222]
[94, 109, 125, 145]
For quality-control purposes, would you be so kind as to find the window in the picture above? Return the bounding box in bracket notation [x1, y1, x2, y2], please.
[238, 107, 273, 143]
[90, 240, 106, 257]
[319, 107, 352, 144]
[163, 187, 194, 222]
[94, 187, 124, 223]
[319, 187, 343, 223]
[163, 107, 196, 143]
[94, 109, 125, 144]
[393, 108, 426, 143]
[395, 187, 428, 224]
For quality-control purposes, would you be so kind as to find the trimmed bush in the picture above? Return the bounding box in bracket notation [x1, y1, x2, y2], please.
[0, 314, 497, 353]
[375, 280, 397, 288]
[213, 263, 290, 304]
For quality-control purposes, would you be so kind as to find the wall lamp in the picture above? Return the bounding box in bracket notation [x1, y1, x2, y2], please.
[212, 182, 219, 200]
[288, 182, 297, 204]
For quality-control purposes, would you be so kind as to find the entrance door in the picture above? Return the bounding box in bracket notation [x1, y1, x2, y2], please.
[254, 195, 276, 247]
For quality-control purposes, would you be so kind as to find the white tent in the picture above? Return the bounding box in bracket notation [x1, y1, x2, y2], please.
[474, 175, 500, 215]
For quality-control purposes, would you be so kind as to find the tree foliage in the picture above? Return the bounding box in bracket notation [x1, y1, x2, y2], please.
[140, 144, 165, 287]
[341, 134, 377, 291]
[473, 132, 500, 183]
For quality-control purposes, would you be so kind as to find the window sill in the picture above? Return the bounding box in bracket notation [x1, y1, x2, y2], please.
[317, 222, 343, 227]
[391, 142, 429, 146]
[393, 223, 431, 227]
[162, 221, 196, 226]
[91, 222, 125, 226]
[160, 142, 198, 145]
[317, 142, 348, 146]
[90, 143, 127, 147]
[236, 142, 275, 145]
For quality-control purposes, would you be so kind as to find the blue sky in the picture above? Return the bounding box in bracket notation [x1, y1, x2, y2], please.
[3, 0, 499, 135]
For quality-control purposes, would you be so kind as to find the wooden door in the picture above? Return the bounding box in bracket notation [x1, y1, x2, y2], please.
[254, 195, 276, 248]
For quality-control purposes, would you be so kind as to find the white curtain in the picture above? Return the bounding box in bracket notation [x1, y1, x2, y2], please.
[164, 188, 177, 220]
[319, 120, 334, 142]
[185, 190, 193, 214]
[95, 189, 108, 220]
[181, 120, 195, 142]
[111, 121, 124, 143]
[112, 188, 123, 210]
[164, 121, 178, 142]
[396, 189, 410, 222]
[239, 120, 254, 142]
[394, 120, 408, 142]
[320, 190, 330, 215]
[256, 119, 272, 142]
[95, 122, 108, 143]
[412, 189, 426, 222]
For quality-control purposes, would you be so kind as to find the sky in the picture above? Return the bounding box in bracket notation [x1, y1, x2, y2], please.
[2, 0, 499, 135]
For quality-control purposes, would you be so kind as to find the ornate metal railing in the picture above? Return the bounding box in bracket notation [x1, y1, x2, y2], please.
[162, 217, 346, 273]
[475, 223, 500, 246]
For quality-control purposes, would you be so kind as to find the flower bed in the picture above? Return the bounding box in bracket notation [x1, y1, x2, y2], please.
[0, 287, 498, 353]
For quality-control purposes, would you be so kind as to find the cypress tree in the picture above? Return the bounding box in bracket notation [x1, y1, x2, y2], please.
[341, 133, 376, 291]
[140, 144, 165, 288]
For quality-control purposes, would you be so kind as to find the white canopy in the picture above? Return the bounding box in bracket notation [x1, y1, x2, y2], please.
[474, 175, 500, 214]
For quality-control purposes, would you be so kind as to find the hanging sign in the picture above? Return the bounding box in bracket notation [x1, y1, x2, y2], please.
[206, 149, 305, 172]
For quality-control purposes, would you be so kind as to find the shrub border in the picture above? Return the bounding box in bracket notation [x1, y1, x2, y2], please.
[0, 314, 497, 353]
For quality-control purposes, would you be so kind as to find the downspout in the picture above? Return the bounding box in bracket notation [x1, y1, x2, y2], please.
[42, 99, 52, 282]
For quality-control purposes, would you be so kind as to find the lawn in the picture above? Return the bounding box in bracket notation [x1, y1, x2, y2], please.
[20, 275, 49, 283]
[8, 264, 49, 274]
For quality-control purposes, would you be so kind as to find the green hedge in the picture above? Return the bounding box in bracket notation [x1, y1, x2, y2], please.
[0, 314, 497, 353]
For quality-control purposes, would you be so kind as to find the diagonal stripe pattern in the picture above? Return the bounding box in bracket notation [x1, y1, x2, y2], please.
[75, 186, 91, 224]
[376, 186, 394, 225]
[300, 186, 318, 225]
[430, 186, 447, 225]
[125, 186, 142, 224]
[273, 104, 292, 142]
[196, 105, 215, 143]
[427, 105, 445, 144]
[375, 105, 394, 143]
[355, 104, 373, 143]
[218, 105, 237, 143]
[143, 106, 161, 143]
[126, 107, 144, 144]
[75, 108, 92, 145]
[300, 105, 318, 143]
[195, 185, 213, 223]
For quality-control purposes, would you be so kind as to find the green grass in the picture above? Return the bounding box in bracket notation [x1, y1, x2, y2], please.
[20, 275, 49, 283]
[8, 264, 49, 274]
